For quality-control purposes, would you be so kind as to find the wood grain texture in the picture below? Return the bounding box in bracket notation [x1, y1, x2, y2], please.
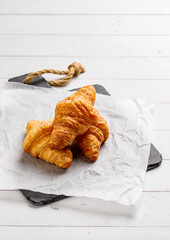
[144, 161, 169, 191]
[1, 0, 170, 15]
[152, 131, 170, 159]
[0, 0, 170, 237]
[1, 226, 170, 240]
[1, 57, 170, 80]
[1, 36, 170, 57]
[1, 15, 170, 35]
[0, 191, 170, 226]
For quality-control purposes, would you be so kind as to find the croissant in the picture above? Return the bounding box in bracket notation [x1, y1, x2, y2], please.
[23, 119, 72, 168]
[76, 112, 109, 161]
[65, 85, 96, 105]
[50, 85, 99, 149]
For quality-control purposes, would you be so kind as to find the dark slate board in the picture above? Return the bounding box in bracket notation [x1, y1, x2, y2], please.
[8, 75, 162, 206]
[9, 73, 52, 88]
[20, 190, 68, 206]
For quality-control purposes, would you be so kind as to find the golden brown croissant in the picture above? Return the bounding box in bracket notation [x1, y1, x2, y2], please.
[50, 85, 99, 149]
[65, 85, 96, 105]
[76, 112, 109, 161]
[23, 119, 72, 168]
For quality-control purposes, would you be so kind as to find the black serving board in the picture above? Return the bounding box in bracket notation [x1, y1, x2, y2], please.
[8, 75, 162, 206]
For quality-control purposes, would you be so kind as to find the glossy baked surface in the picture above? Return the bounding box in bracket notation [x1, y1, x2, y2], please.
[23, 119, 72, 168]
[50, 85, 99, 149]
[77, 112, 109, 161]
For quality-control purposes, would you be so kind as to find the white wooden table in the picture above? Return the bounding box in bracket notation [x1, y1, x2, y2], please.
[1, 0, 170, 239]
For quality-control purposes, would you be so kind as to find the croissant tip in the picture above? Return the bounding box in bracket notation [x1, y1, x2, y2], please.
[90, 155, 98, 161]
[57, 160, 72, 169]
[85, 151, 99, 162]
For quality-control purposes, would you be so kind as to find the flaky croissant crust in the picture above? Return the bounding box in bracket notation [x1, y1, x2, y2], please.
[23, 119, 72, 168]
[50, 85, 99, 149]
[76, 112, 109, 161]
[22, 85, 110, 168]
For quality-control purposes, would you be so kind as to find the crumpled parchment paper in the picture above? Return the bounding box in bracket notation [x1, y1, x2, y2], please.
[0, 84, 153, 206]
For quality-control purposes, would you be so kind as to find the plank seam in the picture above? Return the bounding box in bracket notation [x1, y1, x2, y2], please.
[2, 34, 170, 37]
[1, 55, 170, 58]
[0, 225, 170, 227]
[1, 13, 170, 16]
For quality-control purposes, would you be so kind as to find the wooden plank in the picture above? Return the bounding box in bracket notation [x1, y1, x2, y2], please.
[1, 36, 170, 57]
[152, 131, 170, 159]
[1, 56, 170, 80]
[1, 226, 170, 240]
[0, 191, 170, 226]
[0, 0, 170, 15]
[144, 160, 169, 191]
[154, 104, 170, 130]
[1, 15, 170, 35]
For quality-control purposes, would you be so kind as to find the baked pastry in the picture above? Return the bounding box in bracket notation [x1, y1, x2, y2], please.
[65, 85, 96, 105]
[50, 85, 99, 149]
[76, 112, 109, 161]
[23, 119, 72, 168]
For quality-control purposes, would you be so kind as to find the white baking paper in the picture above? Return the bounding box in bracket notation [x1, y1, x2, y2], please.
[0, 84, 153, 207]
